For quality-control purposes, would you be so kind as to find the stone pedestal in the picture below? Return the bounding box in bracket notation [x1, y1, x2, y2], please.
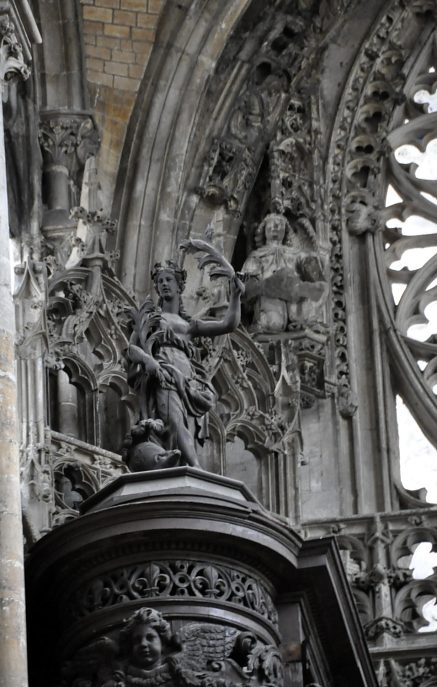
[26, 469, 377, 687]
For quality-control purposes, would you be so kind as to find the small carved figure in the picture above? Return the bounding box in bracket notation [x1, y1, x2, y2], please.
[126, 242, 244, 470]
[121, 419, 181, 472]
[242, 213, 326, 333]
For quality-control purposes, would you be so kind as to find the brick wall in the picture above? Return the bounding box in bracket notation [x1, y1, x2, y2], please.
[82, 0, 161, 92]
[80, 0, 165, 203]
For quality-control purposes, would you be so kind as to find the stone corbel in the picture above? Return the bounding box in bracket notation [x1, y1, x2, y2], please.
[39, 111, 100, 234]
[0, 13, 30, 82]
[364, 616, 406, 641]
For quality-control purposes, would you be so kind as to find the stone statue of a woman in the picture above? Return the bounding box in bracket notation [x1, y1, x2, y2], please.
[124, 242, 244, 471]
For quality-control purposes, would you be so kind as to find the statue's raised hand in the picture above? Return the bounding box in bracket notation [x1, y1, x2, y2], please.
[144, 358, 165, 384]
[146, 310, 162, 329]
[230, 274, 245, 297]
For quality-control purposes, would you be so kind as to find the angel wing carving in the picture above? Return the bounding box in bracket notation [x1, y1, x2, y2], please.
[176, 623, 240, 672]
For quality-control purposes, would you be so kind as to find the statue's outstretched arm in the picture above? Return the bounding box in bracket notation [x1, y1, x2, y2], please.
[191, 276, 244, 337]
[180, 238, 245, 337]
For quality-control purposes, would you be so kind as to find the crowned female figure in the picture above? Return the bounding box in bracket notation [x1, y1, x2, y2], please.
[126, 243, 244, 470]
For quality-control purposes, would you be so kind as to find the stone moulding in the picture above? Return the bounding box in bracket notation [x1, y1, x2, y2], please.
[327, 1, 404, 412]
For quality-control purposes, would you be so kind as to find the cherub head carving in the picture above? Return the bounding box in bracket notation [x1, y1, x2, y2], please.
[120, 608, 173, 670]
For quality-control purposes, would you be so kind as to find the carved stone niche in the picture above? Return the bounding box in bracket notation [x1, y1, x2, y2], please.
[26, 469, 378, 687]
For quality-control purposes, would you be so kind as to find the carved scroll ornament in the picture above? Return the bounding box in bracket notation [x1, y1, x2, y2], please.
[65, 559, 278, 628]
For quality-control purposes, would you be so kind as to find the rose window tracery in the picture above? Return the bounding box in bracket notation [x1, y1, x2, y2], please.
[370, 29, 437, 495]
[383, 35, 437, 401]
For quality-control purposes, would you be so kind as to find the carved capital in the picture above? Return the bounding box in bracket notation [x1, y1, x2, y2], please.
[0, 14, 30, 82]
[38, 112, 100, 170]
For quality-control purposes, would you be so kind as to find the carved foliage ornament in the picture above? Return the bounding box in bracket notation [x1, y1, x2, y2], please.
[378, 657, 437, 687]
[38, 114, 100, 170]
[62, 607, 284, 687]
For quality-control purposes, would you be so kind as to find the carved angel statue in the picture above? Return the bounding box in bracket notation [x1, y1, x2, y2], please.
[124, 241, 244, 471]
[242, 213, 327, 333]
[61, 607, 284, 687]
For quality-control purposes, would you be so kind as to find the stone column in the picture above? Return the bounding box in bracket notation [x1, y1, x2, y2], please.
[38, 112, 100, 235]
[0, 7, 40, 687]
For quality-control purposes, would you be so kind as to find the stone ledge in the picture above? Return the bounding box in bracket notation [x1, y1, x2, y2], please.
[80, 466, 262, 513]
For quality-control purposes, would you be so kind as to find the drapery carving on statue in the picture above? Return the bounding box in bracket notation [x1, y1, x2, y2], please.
[124, 242, 244, 472]
[62, 607, 284, 687]
[242, 213, 327, 334]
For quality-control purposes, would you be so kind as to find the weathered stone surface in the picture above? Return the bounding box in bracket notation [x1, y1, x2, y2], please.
[6, 1, 437, 685]
[0, 8, 41, 687]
